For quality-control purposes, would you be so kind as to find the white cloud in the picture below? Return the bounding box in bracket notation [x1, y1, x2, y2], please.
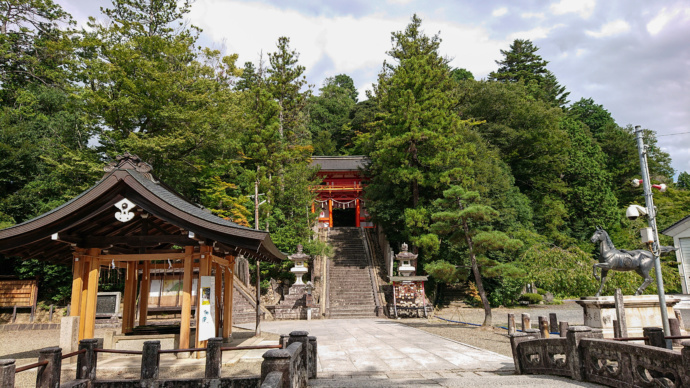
[550, 0, 596, 19]
[387, 0, 414, 4]
[508, 25, 563, 41]
[521, 12, 545, 19]
[586, 20, 630, 38]
[492, 7, 508, 17]
[646, 7, 690, 35]
[189, 1, 507, 91]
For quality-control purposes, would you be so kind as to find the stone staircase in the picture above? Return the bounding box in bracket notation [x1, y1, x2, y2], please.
[328, 227, 378, 318]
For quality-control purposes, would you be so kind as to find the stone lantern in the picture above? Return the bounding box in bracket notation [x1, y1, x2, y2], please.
[288, 244, 310, 285]
[395, 243, 417, 277]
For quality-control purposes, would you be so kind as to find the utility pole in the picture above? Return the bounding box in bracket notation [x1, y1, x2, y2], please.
[634, 125, 671, 343]
[254, 171, 261, 336]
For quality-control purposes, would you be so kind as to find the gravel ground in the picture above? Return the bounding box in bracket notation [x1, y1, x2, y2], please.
[398, 301, 584, 357]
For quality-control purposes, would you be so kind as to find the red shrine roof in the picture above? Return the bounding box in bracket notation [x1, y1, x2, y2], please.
[310, 156, 368, 172]
[0, 153, 286, 263]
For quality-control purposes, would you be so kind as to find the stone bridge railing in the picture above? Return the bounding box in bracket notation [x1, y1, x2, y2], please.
[0, 331, 316, 388]
[511, 325, 690, 387]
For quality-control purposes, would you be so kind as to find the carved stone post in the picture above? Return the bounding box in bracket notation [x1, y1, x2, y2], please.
[614, 288, 627, 338]
[308, 336, 318, 379]
[261, 348, 292, 388]
[36, 347, 61, 388]
[0, 359, 16, 388]
[669, 318, 682, 346]
[549, 313, 558, 334]
[566, 326, 594, 381]
[538, 316, 549, 338]
[140, 341, 161, 381]
[287, 331, 309, 379]
[205, 337, 223, 379]
[559, 321, 569, 338]
[681, 340, 690, 368]
[521, 313, 530, 331]
[280, 334, 290, 349]
[509, 331, 539, 374]
[507, 313, 516, 335]
[77, 339, 98, 381]
[643, 327, 668, 349]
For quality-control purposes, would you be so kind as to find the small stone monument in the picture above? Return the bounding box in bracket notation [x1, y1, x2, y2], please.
[289, 244, 309, 285]
[395, 243, 417, 277]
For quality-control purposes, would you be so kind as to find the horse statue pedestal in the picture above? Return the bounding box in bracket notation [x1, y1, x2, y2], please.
[576, 295, 681, 338]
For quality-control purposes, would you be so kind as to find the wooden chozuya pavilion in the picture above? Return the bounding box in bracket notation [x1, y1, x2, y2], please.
[0, 153, 285, 349]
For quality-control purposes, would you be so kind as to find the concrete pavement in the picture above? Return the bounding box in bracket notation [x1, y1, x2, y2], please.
[239, 318, 602, 387]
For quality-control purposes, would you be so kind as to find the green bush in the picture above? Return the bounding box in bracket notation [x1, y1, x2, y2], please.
[519, 293, 543, 304]
[536, 288, 546, 295]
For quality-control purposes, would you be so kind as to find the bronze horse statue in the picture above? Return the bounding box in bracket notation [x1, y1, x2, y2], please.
[590, 226, 676, 296]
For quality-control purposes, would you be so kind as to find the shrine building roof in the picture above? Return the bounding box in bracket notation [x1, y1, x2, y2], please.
[0, 153, 286, 264]
[310, 156, 368, 172]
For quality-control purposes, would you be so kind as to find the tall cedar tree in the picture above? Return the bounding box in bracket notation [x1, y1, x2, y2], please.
[309, 74, 358, 155]
[489, 39, 569, 108]
[430, 186, 522, 326]
[364, 15, 477, 249]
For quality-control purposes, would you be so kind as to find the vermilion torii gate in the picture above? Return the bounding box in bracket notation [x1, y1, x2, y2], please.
[0, 154, 285, 349]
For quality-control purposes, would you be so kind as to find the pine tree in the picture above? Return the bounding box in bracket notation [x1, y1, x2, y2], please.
[430, 186, 522, 326]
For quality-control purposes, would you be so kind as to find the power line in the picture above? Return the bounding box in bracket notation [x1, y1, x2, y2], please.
[657, 131, 690, 137]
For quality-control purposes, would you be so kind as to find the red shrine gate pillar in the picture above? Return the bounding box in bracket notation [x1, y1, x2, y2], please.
[356, 199, 361, 228]
[328, 199, 333, 227]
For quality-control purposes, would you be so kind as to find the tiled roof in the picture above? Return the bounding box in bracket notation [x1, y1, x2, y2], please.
[310, 156, 368, 171]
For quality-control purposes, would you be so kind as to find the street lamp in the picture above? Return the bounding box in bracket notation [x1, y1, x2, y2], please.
[633, 125, 671, 342]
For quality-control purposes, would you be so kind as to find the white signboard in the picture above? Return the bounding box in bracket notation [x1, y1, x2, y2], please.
[198, 276, 216, 341]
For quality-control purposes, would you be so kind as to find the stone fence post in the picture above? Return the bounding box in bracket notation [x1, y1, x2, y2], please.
[1, 359, 16, 388]
[36, 347, 62, 388]
[643, 327, 668, 349]
[566, 326, 596, 381]
[509, 330, 540, 374]
[205, 337, 223, 379]
[261, 347, 293, 388]
[308, 336, 317, 379]
[140, 341, 161, 383]
[77, 339, 98, 381]
[681, 340, 690, 367]
[287, 331, 310, 379]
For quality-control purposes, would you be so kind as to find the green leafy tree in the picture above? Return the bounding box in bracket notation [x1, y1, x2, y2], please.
[430, 186, 523, 326]
[309, 74, 358, 155]
[678, 172, 690, 190]
[363, 15, 479, 249]
[561, 118, 618, 238]
[489, 39, 569, 107]
[450, 67, 474, 82]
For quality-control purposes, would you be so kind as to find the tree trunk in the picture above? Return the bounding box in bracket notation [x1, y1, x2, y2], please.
[461, 218, 492, 327]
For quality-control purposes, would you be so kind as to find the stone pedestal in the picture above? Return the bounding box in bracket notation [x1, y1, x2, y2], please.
[576, 295, 680, 338]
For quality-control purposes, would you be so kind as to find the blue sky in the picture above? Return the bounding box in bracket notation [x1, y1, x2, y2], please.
[62, 0, 690, 176]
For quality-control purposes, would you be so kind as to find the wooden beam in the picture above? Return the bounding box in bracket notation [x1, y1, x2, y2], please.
[139, 261, 150, 327]
[222, 256, 235, 341]
[70, 253, 84, 317]
[83, 248, 101, 339]
[99, 253, 187, 262]
[211, 255, 230, 268]
[66, 235, 200, 248]
[180, 246, 193, 350]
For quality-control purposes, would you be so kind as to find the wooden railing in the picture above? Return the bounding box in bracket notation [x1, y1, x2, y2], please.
[0, 331, 317, 388]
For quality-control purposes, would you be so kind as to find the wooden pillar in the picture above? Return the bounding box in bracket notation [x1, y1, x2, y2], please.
[139, 261, 150, 327]
[223, 256, 235, 341]
[121, 262, 137, 334]
[328, 199, 333, 227]
[196, 246, 212, 351]
[311, 202, 315, 213]
[70, 251, 85, 317]
[179, 247, 194, 349]
[214, 262, 222, 336]
[78, 257, 90, 340]
[355, 198, 361, 228]
[83, 248, 101, 339]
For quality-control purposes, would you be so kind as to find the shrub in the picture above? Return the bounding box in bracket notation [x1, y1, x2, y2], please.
[519, 293, 543, 304]
[536, 288, 546, 295]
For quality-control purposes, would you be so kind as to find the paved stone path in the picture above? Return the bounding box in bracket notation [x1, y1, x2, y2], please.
[239, 318, 602, 387]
